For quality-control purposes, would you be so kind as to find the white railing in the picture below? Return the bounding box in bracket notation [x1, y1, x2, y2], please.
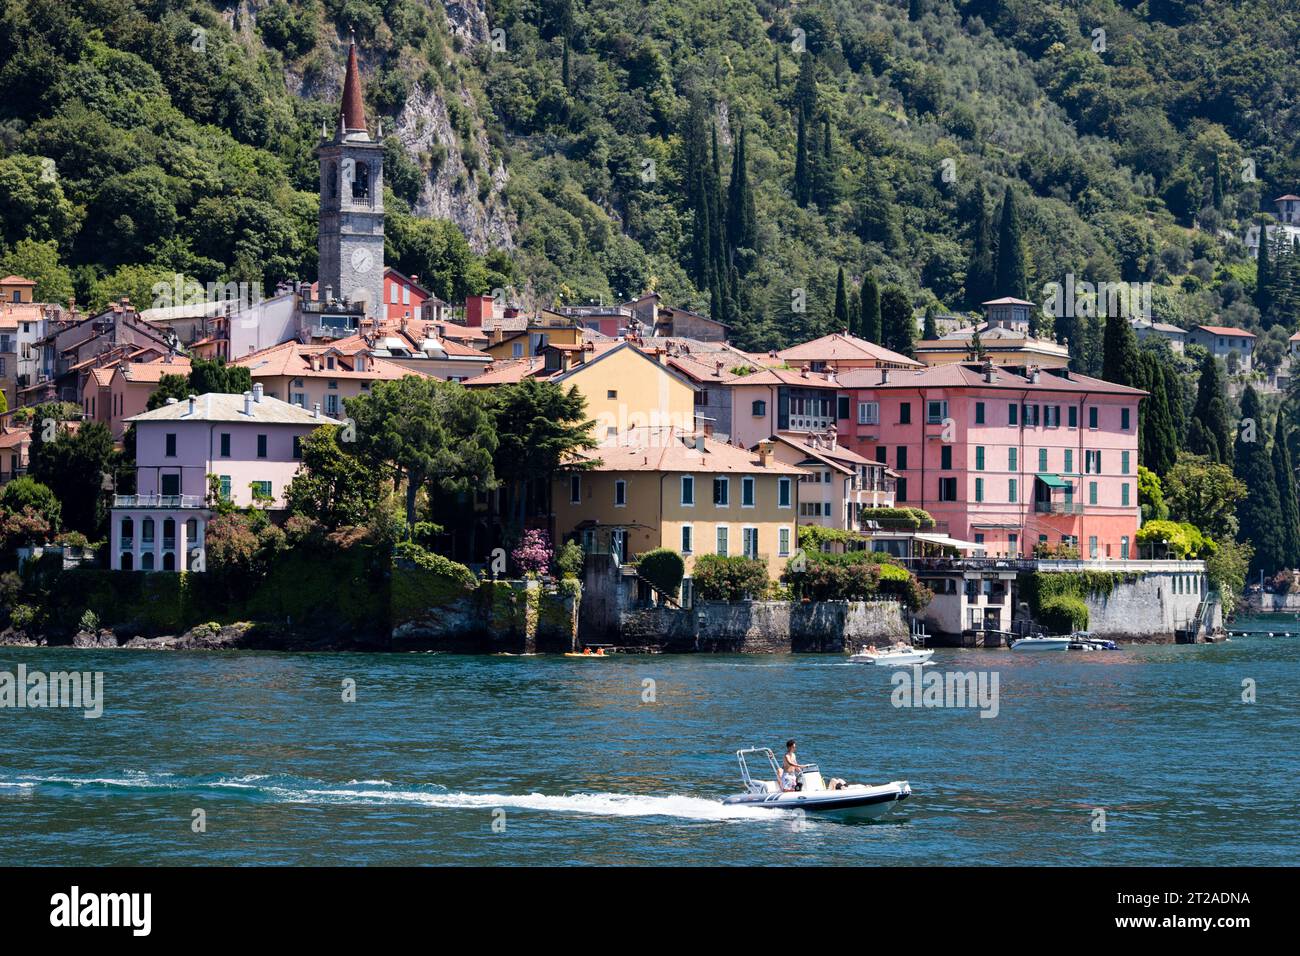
[113, 494, 207, 509]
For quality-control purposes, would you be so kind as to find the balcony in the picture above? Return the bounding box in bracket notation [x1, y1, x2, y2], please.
[1035, 500, 1084, 515]
[113, 494, 207, 509]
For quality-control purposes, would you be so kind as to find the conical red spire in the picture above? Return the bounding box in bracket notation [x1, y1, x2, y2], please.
[340, 35, 366, 132]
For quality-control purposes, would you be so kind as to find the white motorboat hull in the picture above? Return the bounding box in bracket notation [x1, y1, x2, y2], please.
[1010, 637, 1072, 651]
[722, 781, 911, 821]
[849, 649, 935, 666]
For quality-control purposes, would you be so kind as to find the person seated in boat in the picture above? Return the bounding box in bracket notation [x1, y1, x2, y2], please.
[780, 739, 804, 791]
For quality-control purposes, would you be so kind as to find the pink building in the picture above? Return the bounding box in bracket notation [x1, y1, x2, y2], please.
[837, 362, 1145, 559]
[109, 385, 340, 571]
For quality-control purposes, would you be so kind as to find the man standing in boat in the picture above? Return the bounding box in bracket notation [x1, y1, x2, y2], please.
[780, 739, 804, 791]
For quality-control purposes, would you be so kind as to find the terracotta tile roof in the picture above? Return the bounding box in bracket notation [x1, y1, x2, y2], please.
[0, 427, 31, 449]
[571, 428, 805, 475]
[724, 367, 845, 389]
[0, 275, 35, 285]
[233, 340, 429, 380]
[461, 358, 548, 386]
[89, 367, 116, 388]
[126, 391, 343, 426]
[838, 362, 1146, 396]
[777, 332, 922, 367]
[771, 433, 881, 469]
[116, 357, 192, 385]
[1195, 325, 1256, 338]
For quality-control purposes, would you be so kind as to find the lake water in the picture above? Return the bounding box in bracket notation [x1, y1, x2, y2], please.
[2, 616, 1298, 866]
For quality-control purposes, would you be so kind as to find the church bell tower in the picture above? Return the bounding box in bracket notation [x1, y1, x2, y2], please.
[317, 34, 385, 319]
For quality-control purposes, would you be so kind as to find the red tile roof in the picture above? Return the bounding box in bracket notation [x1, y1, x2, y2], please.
[778, 332, 922, 367]
[1196, 325, 1256, 338]
[838, 362, 1146, 396]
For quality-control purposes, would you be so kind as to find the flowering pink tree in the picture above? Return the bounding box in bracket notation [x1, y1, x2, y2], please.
[511, 529, 553, 576]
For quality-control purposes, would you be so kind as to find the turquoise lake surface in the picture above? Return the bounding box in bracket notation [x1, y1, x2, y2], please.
[2, 615, 1297, 865]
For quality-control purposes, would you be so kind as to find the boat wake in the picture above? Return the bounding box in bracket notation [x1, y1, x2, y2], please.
[0, 772, 785, 822]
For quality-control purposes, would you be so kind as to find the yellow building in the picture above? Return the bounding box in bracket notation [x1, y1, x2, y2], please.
[483, 321, 585, 361]
[466, 341, 699, 440]
[553, 429, 805, 584]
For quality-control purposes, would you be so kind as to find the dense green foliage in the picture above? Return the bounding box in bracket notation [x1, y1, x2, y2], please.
[636, 547, 686, 599]
[691, 553, 770, 601]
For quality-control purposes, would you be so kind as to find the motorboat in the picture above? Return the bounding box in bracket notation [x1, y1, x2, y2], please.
[1009, 635, 1072, 651]
[721, 748, 911, 822]
[848, 642, 934, 666]
[1068, 631, 1118, 651]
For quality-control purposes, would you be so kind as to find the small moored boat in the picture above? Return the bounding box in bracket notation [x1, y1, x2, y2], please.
[1010, 635, 1072, 652]
[721, 748, 911, 822]
[848, 642, 934, 666]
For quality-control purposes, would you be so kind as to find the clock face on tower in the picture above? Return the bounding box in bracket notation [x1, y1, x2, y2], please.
[351, 247, 374, 275]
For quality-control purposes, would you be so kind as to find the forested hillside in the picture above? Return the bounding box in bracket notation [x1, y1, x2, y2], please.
[2, 0, 1299, 354]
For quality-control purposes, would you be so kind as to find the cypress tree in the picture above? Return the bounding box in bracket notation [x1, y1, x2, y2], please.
[833, 267, 849, 330]
[794, 52, 817, 117]
[561, 38, 570, 90]
[1102, 311, 1141, 388]
[880, 286, 915, 358]
[812, 115, 837, 208]
[1163, 361, 1187, 447]
[1139, 351, 1177, 474]
[793, 108, 811, 207]
[1255, 220, 1273, 318]
[965, 183, 995, 308]
[1235, 386, 1286, 576]
[726, 127, 757, 263]
[848, 289, 861, 339]
[859, 271, 882, 343]
[774, 47, 781, 88]
[923, 305, 938, 341]
[1192, 351, 1234, 467]
[993, 185, 1029, 304]
[1272, 412, 1300, 568]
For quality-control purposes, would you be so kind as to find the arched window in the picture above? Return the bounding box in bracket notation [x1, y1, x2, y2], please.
[121, 553, 134, 571]
[142, 552, 155, 571]
[162, 552, 175, 571]
[352, 161, 370, 199]
[329, 162, 338, 199]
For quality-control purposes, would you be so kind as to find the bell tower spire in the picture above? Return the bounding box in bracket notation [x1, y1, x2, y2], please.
[316, 31, 385, 321]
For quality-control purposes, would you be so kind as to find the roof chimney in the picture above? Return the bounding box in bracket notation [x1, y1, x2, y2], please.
[313, 402, 321, 419]
[880, 369, 890, 385]
[757, 440, 774, 468]
[243, 390, 254, 416]
[983, 360, 997, 383]
[800, 364, 809, 378]
[825, 364, 837, 383]
[187, 394, 196, 415]
[253, 382, 264, 402]
[1029, 366, 1040, 384]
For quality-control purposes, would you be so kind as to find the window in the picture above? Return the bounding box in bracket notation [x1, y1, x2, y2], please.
[837, 396, 850, 420]
[681, 475, 695, 506]
[220, 433, 231, 457]
[219, 475, 232, 501]
[926, 400, 948, 424]
[165, 433, 177, 457]
[742, 527, 759, 559]
[1008, 478, 1018, 503]
[607, 390, 618, 399]
[1009, 403, 1019, 426]
[1008, 448, 1018, 471]
[291, 393, 307, 407]
[752, 399, 767, 417]
[352, 161, 370, 199]
[716, 526, 729, 556]
[1121, 483, 1130, 507]
[1089, 481, 1098, 505]
[742, 477, 755, 507]
[975, 446, 985, 471]
[857, 401, 879, 425]
[570, 475, 582, 504]
[896, 447, 908, 470]
[940, 445, 953, 470]
[1089, 536, 1099, 560]
[614, 480, 627, 507]
[1045, 406, 1061, 428]
[1009, 533, 1019, 555]
[713, 477, 729, 506]
[695, 390, 708, 407]
[1088, 406, 1098, 429]
[326, 394, 340, 416]
[390, 284, 399, 305]
[681, 525, 693, 555]
[896, 477, 908, 502]
[1121, 408, 1131, 430]
[1064, 449, 1073, 473]
[778, 527, 791, 557]
[939, 477, 958, 501]
[1068, 406, 1078, 428]
[1085, 450, 1102, 474]
[975, 402, 985, 425]
[975, 478, 984, 502]
[512, 343, 524, 359]
[1121, 451, 1130, 475]
[161, 474, 180, 496]
[257, 434, 268, 459]
[1038, 448, 1048, 472]
[1121, 536, 1130, 560]
[899, 402, 911, 424]
[251, 480, 272, 500]
[777, 477, 791, 508]
[1023, 404, 1040, 427]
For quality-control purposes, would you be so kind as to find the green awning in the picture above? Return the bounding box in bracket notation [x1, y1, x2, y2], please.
[1036, 473, 1070, 489]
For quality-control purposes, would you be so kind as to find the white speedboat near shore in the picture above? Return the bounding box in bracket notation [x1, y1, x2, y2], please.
[848, 642, 934, 666]
[721, 748, 911, 821]
[1010, 635, 1072, 651]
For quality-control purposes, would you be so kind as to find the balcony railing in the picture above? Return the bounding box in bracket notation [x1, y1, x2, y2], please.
[1035, 500, 1084, 515]
[113, 494, 207, 509]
